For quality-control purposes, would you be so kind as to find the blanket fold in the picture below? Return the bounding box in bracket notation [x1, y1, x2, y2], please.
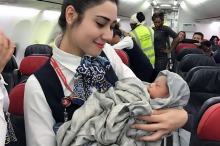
[56, 78, 156, 146]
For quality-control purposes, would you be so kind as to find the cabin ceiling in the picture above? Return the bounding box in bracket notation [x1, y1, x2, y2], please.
[1, 0, 220, 21]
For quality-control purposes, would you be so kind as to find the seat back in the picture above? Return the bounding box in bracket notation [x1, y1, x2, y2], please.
[185, 66, 220, 83]
[178, 54, 216, 78]
[19, 55, 49, 83]
[115, 50, 129, 66]
[8, 83, 25, 116]
[24, 44, 52, 57]
[183, 68, 220, 146]
[211, 45, 220, 52]
[2, 55, 18, 93]
[8, 83, 26, 146]
[175, 43, 197, 54]
[174, 48, 204, 73]
[196, 97, 220, 146]
[212, 49, 220, 65]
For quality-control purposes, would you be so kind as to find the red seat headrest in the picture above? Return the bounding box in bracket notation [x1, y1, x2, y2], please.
[176, 43, 197, 54]
[20, 56, 49, 75]
[197, 103, 220, 141]
[8, 83, 25, 116]
[115, 50, 129, 66]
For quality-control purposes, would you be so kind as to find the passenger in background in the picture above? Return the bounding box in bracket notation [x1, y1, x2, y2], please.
[0, 30, 17, 145]
[110, 24, 154, 82]
[180, 31, 202, 45]
[178, 31, 186, 41]
[152, 12, 179, 75]
[192, 32, 213, 55]
[209, 35, 219, 46]
[201, 40, 213, 56]
[129, 12, 155, 67]
[24, 0, 188, 145]
[110, 22, 133, 49]
[177, 32, 212, 55]
[192, 32, 204, 45]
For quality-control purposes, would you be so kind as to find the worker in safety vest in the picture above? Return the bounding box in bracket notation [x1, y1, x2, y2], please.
[129, 12, 155, 66]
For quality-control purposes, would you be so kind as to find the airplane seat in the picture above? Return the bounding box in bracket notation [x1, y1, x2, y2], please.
[211, 45, 220, 52]
[18, 55, 49, 83]
[24, 44, 53, 57]
[202, 39, 208, 42]
[115, 50, 130, 66]
[8, 55, 49, 146]
[8, 83, 26, 146]
[182, 68, 220, 146]
[2, 55, 18, 93]
[177, 54, 216, 78]
[185, 66, 220, 83]
[212, 49, 220, 65]
[175, 43, 197, 54]
[195, 96, 220, 146]
[173, 48, 204, 73]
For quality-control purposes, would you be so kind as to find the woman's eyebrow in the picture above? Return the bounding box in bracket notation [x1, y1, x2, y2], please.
[96, 15, 117, 23]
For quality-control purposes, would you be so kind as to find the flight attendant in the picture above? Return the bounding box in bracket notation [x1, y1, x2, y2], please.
[152, 12, 179, 74]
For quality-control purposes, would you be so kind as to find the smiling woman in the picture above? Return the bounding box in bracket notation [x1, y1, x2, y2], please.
[23, 0, 123, 145]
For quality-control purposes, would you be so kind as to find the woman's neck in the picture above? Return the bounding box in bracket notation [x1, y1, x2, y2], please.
[59, 34, 85, 57]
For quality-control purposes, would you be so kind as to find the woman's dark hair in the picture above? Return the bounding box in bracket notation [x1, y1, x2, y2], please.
[113, 22, 122, 37]
[193, 32, 204, 40]
[58, 0, 118, 32]
[152, 12, 164, 22]
[136, 12, 145, 23]
[201, 40, 212, 53]
[210, 35, 219, 41]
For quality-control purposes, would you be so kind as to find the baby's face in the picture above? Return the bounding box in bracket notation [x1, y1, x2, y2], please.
[147, 76, 169, 99]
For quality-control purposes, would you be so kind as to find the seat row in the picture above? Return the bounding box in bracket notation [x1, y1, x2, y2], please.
[174, 47, 220, 79]
[182, 66, 220, 146]
[173, 44, 220, 146]
[7, 47, 51, 146]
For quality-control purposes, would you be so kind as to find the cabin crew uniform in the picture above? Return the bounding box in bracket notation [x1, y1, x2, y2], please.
[112, 36, 134, 50]
[112, 36, 154, 82]
[153, 25, 177, 74]
[24, 35, 138, 146]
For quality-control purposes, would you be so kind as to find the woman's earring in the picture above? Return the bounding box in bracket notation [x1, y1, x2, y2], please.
[68, 19, 73, 25]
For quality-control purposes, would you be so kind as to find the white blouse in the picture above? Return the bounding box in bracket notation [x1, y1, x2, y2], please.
[24, 36, 138, 146]
[112, 36, 134, 50]
[0, 74, 9, 146]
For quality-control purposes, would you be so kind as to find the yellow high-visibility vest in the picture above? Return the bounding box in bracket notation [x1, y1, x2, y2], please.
[130, 25, 155, 65]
